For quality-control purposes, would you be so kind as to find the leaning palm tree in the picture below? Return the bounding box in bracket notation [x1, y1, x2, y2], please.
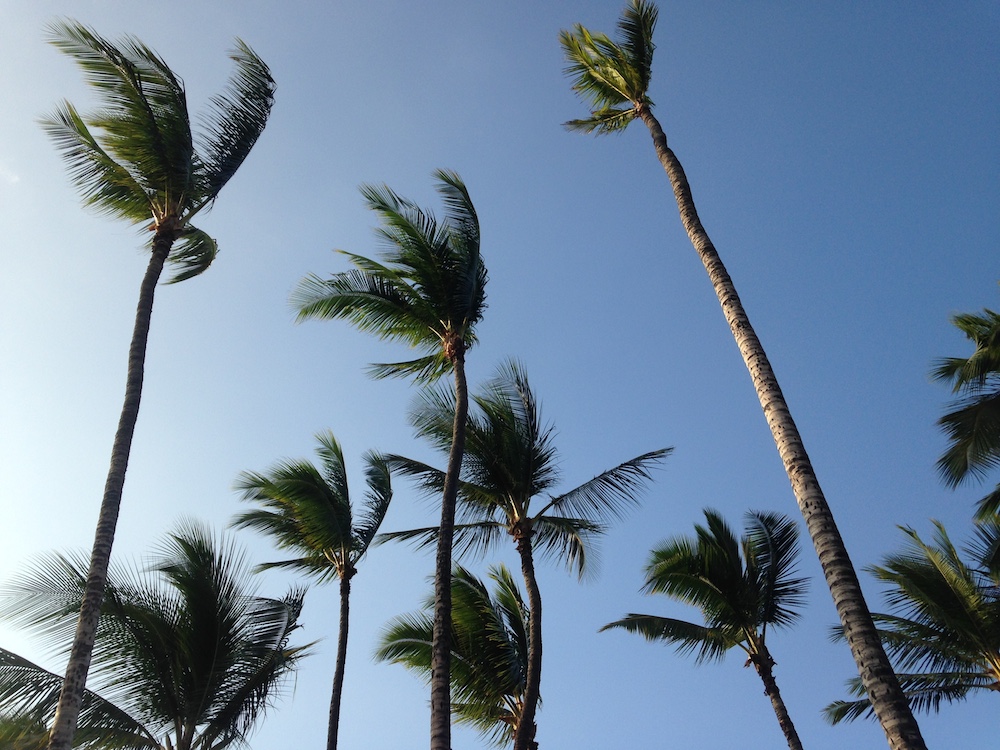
[376, 565, 531, 749]
[231, 431, 392, 750]
[560, 4, 923, 747]
[292, 171, 487, 750]
[44, 23, 275, 750]
[825, 519, 1000, 724]
[0, 522, 307, 750]
[932, 301, 1000, 519]
[379, 359, 668, 750]
[603, 510, 807, 750]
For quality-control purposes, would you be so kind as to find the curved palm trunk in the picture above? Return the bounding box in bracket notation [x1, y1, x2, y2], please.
[431, 346, 469, 750]
[48, 232, 174, 750]
[635, 105, 925, 750]
[327, 572, 352, 750]
[513, 527, 541, 750]
[750, 644, 803, 750]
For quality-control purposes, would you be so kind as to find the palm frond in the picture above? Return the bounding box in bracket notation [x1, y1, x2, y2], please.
[164, 226, 217, 283]
[744, 510, 808, 630]
[352, 451, 393, 555]
[537, 448, 669, 521]
[530, 516, 604, 579]
[195, 39, 275, 205]
[601, 614, 735, 664]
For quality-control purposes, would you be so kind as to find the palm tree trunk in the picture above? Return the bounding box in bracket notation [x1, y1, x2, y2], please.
[513, 527, 541, 750]
[47, 234, 173, 750]
[431, 345, 469, 750]
[327, 572, 352, 750]
[750, 645, 803, 750]
[635, 105, 925, 750]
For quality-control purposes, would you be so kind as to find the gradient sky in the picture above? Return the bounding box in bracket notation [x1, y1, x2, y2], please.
[1, 1, 997, 748]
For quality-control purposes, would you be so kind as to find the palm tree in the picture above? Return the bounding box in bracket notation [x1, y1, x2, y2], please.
[559, 4, 924, 747]
[825, 519, 1000, 724]
[375, 565, 531, 749]
[292, 171, 487, 750]
[44, 23, 275, 750]
[231, 431, 392, 750]
[603, 510, 807, 750]
[379, 360, 669, 750]
[932, 301, 1000, 519]
[0, 522, 307, 750]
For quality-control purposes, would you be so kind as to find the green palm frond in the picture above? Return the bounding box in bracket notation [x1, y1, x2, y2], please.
[934, 304, 1000, 491]
[353, 451, 394, 555]
[530, 516, 604, 579]
[164, 226, 217, 283]
[601, 614, 735, 664]
[537, 448, 670, 521]
[560, 0, 658, 135]
[744, 510, 807, 630]
[40, 102, 150, 222]
[195, 39, 275, 205]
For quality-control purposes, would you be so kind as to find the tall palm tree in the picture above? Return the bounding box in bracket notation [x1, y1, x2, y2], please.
[292, 171, 487, 750]
[379, 360, 669, 750]
[0, 522, 307, 750]
[44, 23, 275, 750]
[932, 301, 1000, 519]
[559, 4, 924, 747]
[231, 431, 392, 750]
[825, 519, 1000, 723]
[375, 565, 531, 749]
[603, 510, 807, 750]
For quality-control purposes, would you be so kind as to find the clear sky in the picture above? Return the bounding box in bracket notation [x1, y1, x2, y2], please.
[0, 1, 997, 748]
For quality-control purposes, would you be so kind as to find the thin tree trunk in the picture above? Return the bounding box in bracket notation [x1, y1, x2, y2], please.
[513, 527, 541, 750]
[431, 346, 469, 750]
[327, 571, 352, 750]
[750, 644, 803, 750]
[47, 233, 173, 750]
[635, 105, 925, 750]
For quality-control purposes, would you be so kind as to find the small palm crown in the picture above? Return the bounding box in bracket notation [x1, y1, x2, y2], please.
[293, 170, 488, 383]
[43, 20, 275, 281]
[560, 0, 658, 134]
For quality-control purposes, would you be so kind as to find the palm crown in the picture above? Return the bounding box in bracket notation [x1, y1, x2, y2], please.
[44, 20, 275, 281]
[376, 565, 530, 748]
[604, 509, 806, 661]
[380, 359, 670, 575]
[933, 302, 1000, 518]
[560, 0, 657, 134]
[0, 523, 307, 750]
[825, 520, 1000, 723]
[292, 170, 488, 382]
[232, 431, 393, 581]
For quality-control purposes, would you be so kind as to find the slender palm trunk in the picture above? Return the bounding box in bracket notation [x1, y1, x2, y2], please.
[635, 105, 925, 750]
[431, 346, 469, 750]
[749, 643, 803, 750]
[513, 527, 541, 750]
[47, 233, 173, 750]
[327, 571, 352, 750]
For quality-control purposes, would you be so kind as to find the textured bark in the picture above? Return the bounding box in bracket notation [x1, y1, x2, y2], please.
[750, 644, 803, 750]
[47, 231, 174, 750]
[430, 345, 469, 750]
[327, 570, 352, 750]
[513, 526, 541, 750]
[636, 105, 925, 750]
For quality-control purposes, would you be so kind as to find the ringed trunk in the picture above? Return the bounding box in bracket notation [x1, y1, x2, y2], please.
[513, 527, 542, 750]
[327, 571, 352, 750]
[635, 105, 925, 750]
[47, 231, 174, 750]
[750, 644, 803, 750]
[430, 346, 469, 750]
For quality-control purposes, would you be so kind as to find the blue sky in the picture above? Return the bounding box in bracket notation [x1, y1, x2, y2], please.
[0, 1, 997, 747]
